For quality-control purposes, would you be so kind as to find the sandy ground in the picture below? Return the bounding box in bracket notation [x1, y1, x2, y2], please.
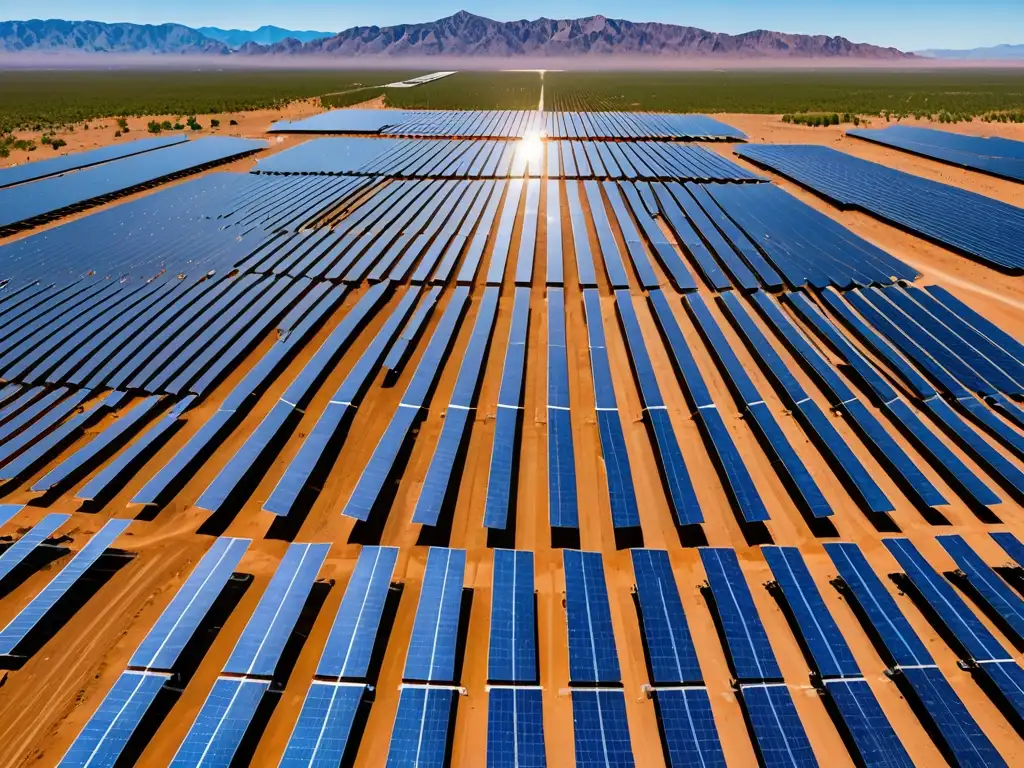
[0, 104, 1022, 767]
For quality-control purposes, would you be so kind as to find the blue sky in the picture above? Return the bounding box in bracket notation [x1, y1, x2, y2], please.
[0, 0, 1019, 51]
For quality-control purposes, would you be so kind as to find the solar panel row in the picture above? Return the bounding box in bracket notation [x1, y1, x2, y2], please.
[717, 292, 895, 515]
[614, 292, 703, 528]
[343, 286, 471, 522]
[60, 537, 250, 767]
[171, 542, 329, 767]
[736, 143, 1024, 274]
[0, 137, 266, 234]
[413, 287, 501, 527]
[550, 141, 760, 181]
[273, 108, 544, 138]
[484, 287, 530, 531]
[546, 288, 579, 531]
[849, 125, 1024, 183]
[543, 111, 746, 141]
[582, 290, 641, 531]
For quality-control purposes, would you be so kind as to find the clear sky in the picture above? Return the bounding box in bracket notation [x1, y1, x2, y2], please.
[0, 0, 1019, 51]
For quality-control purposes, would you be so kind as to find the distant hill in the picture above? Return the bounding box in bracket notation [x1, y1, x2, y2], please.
[197, 25, 333, 49]
[0, 12, 915, 60]
[916, 44, 1024, 60]
[0, 19, 228, 54]
[245, 12, 915, 59]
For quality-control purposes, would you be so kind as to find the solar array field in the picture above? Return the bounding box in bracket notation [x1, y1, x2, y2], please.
[0, 103, 1023, 768]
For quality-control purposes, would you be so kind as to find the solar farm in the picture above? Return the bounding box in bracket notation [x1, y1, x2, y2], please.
[0, 83, 1023, 768]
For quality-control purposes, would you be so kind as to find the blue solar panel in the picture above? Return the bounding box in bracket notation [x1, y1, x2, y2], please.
[223, 542, 329, 677]
[547, 180, 564, 286]
[487, 687, 547, 768]
[647, 291, 714, 408]
[585, 181, 631, 289]
[571, 689, 635, 768]
[265, 287, 418, 517]
[387, 686, 455, 768]
[822, 679, 914, 768]
[595, 411, 641, 530]
[515, 179, 541, 286]
[0, 518, 131, 656]
[762, 547, 859, 680]
[615, 290, 664, 410]
[740, 684, 818, 768]
[564, 550, 621, 685]
[316, 546, 398, 680]
[566, 183, 598, 287]
[882, 398, 1002, 510]
[630, 549, 703, 685]
[59, 671, 170, 768]
[404, 548, 466, 683]
[130, 537, 250, 671]
[898, 665, 1004, 766]
[848, 125, 1024, 183]
[169, 677, 269, 768]
[699, 548, 782, 683]
[547, 407, 579, 530]
[883, 538, 1011, 663]
[279, 682, 366, 768]
[0, 137, 267, 232]
[0, 512, 69, 585]
[489, 549, 537, 684]
[991, 531, 1024, 568]
[484, 407, 521, 531]
[0, 503, 23, 528]
[744, 403, 833, 519]
[0, 135, 188, 190]
[651, 688, 726, 767]
[735, 143, 1022, 274]
[937, 535, 1024, 646]
[922, 397, 1024, 502]
[975, 660, 1024, 729]
[823, 542, 933, 668]
[646, 408, 703, 527]
[682, 293, 759, 406]
[698, 407, 771, 523]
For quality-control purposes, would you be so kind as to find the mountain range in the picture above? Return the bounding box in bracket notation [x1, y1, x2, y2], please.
[916, 44, 1024, 60]
[197, 25, 333, 49]
[0, 13, 915, 59]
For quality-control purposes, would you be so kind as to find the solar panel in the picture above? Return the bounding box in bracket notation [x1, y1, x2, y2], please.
[823, 542, 933, 668]
[762, 547, 859, 680]
[387, 686, 456, 767]
[0, 518, 131, 656]
[974, 660, 1024, 729]
[515, 179, 541, 286]
[822, 679, 914, 768]
[169, 677, 269, 768]
[883, 538, 1011, 663]
[937, 535, 1024, 646]
[735, 143, 1021, 274]
[595, 411, 641, 530]
[563, 550, 621, 685]
[651, 688, 726, 767]
[546, 180, 563, 286]
[316, 545, 398, 680]
[404, 548, 466, 683]
[0, 138, 267, 233]
[264, 287, 418, 517]
[571, 689, 635, 767]
[699, 548, 782, 683]
[0, 135, 189, 190]
[740, 683, 818, 767]
[897, 665, 1004, 766]
[223, 542, 329, 677]
[991, 531, 1024, 568]
[0, 512, 69, 584]
[547, 407, 579, 530]
[279, 682, 366, 768]
[58, 671, 170, 768]
[487, 687, 547, 768]
[630, 549, 703, 686]
[488, 549, 537, 685]
[130, 537, 250, 671]
[414, 286, 501, 526]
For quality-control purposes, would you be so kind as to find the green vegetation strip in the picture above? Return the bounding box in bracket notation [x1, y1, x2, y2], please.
[0, 69, 417, 133]
[546, 70, 1024, 122]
